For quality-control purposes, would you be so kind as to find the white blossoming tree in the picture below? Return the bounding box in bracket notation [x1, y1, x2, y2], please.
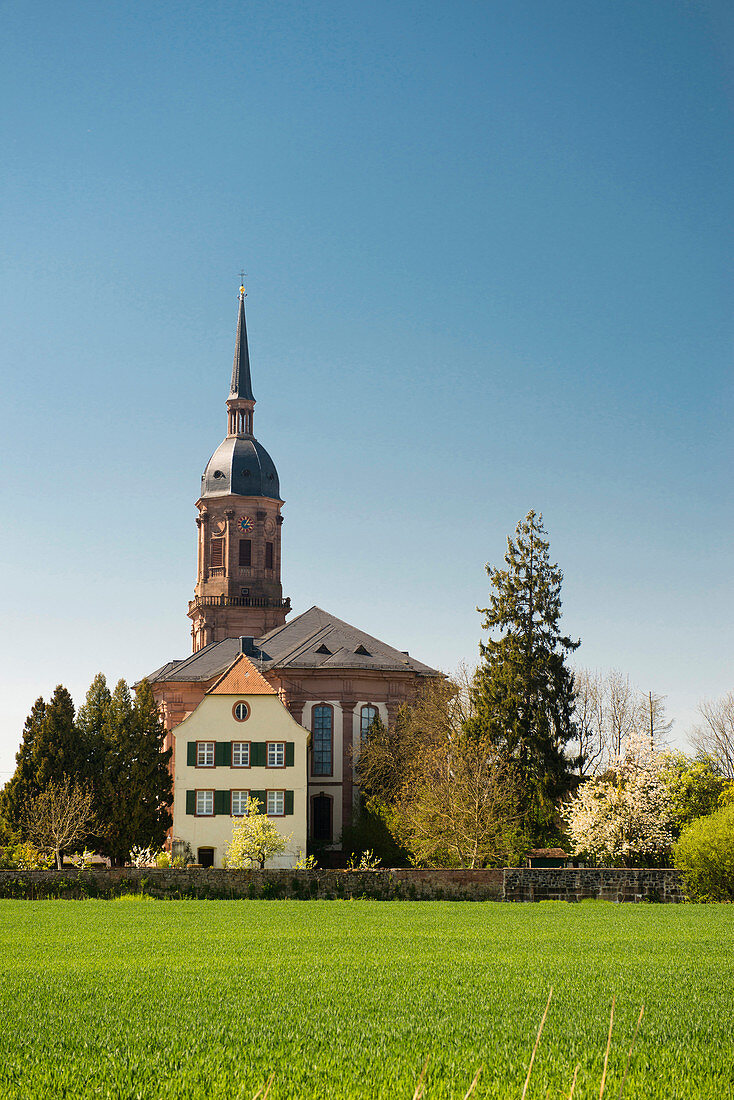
[563, 734, 673, 865]
[225, 798, 292, 870]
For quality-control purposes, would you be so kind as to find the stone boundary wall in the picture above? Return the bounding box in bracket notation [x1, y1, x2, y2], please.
[0, 866, 684, 902]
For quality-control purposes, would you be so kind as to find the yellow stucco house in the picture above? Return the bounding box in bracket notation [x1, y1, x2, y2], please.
[171, 653, 309, 867]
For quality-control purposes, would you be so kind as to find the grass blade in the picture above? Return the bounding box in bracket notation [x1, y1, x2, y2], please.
[567, 1063, 580, 1098]
[617, 1005, 644, 1100]
[463, 1065, 482, 1099]
[413, 1056, 429, 1100]
[599, 995, 615, 1099]
[521, 987, 553, 1100]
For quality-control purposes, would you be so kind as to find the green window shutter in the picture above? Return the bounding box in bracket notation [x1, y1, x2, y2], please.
[284, 790, 294, 816]
[187, 742, 197, 766]
[249, 790, 266, 810]
[214, 790, 231, 816]
[250, 742, 266, 767]
[215, 741, 231, 767]
[186, 790, 196, 815]
[285, 742, 295, 767]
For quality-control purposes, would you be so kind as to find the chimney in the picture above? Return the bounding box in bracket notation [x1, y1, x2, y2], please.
[239, 636, 256, 656]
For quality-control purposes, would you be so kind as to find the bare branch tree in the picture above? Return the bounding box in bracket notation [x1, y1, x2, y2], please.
[692, 693, 734, 779]
[607, 670, 640, 759]
[572, 669, 607, 776]
[24, 777, 96, 869]
[572, 670, 672, 775]
[638, 690, 673, 752]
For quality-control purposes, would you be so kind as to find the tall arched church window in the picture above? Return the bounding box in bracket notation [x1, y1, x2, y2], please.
[361, 705, 379, 741]
[312, 705, 333, 776]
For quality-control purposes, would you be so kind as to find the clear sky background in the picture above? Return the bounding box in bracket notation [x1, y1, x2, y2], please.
[1, 0, 732, 782]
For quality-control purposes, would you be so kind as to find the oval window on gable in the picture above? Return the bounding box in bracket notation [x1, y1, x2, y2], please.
[232, 701, 250, 722]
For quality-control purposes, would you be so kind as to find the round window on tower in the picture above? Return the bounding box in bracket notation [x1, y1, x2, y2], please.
[232, 701, 250, 722]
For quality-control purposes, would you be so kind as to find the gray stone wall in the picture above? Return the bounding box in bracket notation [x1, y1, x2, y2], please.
[0, 866, 684, 902]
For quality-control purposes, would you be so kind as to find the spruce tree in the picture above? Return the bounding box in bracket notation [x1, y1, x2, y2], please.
[130, 678, 173, 852]
[76, 673, 113, 848]
[31, 686, 79, 791]
[469, 511, 579, 835]
[101, 678, 172, 864]
[0, 697, 47, 832]
[76, 673, 112, 774]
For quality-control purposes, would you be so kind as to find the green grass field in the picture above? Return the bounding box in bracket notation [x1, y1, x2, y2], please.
[0, 899, 731, 1099]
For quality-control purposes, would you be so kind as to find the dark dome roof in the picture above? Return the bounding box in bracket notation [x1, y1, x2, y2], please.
[201, 436, 281, 500]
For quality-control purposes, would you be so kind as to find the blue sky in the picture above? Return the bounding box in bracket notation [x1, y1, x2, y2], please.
[1, 0, 732, 780]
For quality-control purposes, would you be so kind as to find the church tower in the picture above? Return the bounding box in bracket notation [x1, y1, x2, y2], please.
[187, 286, 289, 651]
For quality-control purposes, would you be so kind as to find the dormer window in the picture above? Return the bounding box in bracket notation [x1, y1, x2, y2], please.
[355, 644, 371, 656]
[315, 644, 331, 655]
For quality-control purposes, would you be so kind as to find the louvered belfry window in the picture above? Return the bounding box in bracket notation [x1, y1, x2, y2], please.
[210, 538, 224, 569]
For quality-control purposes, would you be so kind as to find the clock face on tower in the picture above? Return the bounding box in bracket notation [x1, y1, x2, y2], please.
[237, 515, 254, 533]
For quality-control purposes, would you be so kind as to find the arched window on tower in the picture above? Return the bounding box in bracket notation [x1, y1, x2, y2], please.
[312, 705, 333, 776]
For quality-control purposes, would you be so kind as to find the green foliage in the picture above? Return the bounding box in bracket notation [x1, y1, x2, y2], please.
[0, 691, 83, 834]
[468, 511, 579, 836]
[0, 901, 732, 1097]
[659, 752, 726, 837]
[340, 797, 411, 868]
[719, 781, 734, 808]
[674, 803, 734, 901]
[100, 678, 173, 864]
[0, 675, 172, 863]
[0, 841, 53, 870]
[346, 848, 382, 869]
[0, 816, 20, 848]
[293, 851, 318, 869]
[357, 677, 525, 867]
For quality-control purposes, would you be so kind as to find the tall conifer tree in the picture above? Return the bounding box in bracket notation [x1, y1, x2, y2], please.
[31, 686, 79, 790]
[469, 511, 579, 834]
[0, 697, 47, 832]
[101, 678, 172, 864]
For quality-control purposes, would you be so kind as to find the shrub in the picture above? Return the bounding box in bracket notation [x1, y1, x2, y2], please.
[0, 842, 53, 870]
[674, 804, 734, 901]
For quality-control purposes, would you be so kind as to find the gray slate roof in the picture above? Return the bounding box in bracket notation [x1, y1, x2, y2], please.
[145, 606, 438, 684]
[201, 435, 280, 500]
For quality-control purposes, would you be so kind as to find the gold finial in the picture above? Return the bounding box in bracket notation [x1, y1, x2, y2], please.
[239, 270, 247, 298]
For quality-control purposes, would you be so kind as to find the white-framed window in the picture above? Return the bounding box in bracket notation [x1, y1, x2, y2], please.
[196, 790, 214, 816]
[267, 790, 285, 816]
[267, 742, 285, 768]
[361, 705, 379, 740]
[196, 742, 215, 767]
[232, 741, 250, 767]
[231, 789, 250, 816]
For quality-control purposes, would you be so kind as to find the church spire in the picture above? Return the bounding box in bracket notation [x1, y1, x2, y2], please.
[230, 283, 255, 401]
[227, 284, 255, 436]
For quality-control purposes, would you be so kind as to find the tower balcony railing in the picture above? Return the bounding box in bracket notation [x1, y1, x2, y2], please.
[190, 594, 291, 611]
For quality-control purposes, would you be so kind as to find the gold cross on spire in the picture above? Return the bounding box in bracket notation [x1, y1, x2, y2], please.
[238, 270, 247, 298]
